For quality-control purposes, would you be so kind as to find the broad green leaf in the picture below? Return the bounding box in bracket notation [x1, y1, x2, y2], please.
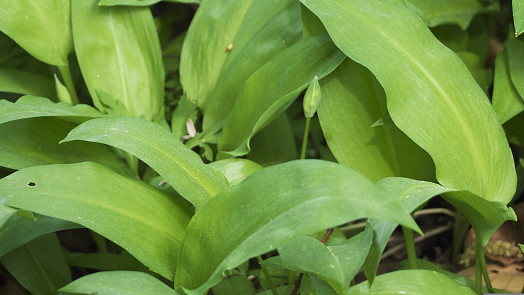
[318, 59, 434, 183]
[0, 117, 130, 176]
[0, 162, 192, 279]
[0, 211, 78, 258]
[181, 0, 302, 112]
[404, 0, 483, 30]
[347, 270, 476, 294]
[363, 177, 516, 284]
[59, 271, 179, 295]
[62, 116, 228, 210]
[279, 225, 373, 294]
[247, 112, 297, 167]
[218, 34, 345, 157]
[99, 0, 199, 6]
[66, 252, 147, 272]
[211, 276, 256, 295]
[300, 273, 338, 295]
[258, 286, 294, 295]
[0, 96, 101, 125]
[202, 0, 302, 130]
[0, 69, 55, 98]
[301, 0, 516, 203]
[208, 159, 262, 186]
[0, 0, 72, 66]
[174, 160, 420, 294]
[505, 38, 524, 100]
[514, 0, 524, 36]
[492, 50, 524, 124]
[72, 0, 164, 120]
[1, 234, 71, 295]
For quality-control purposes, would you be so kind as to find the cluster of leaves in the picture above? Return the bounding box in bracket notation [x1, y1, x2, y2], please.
[0, 0, 523, 294]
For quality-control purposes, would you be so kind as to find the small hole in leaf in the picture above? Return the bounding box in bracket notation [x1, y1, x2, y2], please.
[27, 182, 36, 187]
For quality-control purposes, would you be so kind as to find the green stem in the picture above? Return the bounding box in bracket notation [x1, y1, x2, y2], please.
[124, 152, 139, 177]
[476, 241, 493, 292]
[402, 227, 417, 269]
[300, 117, 312, 160]
[58, 65, 79, 105]
[257, 256, 279, 295]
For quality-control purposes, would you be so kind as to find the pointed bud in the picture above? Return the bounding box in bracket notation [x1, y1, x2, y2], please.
[303, 76, 321, 118]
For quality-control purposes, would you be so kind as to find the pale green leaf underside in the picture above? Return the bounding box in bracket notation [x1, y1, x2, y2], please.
[59, 271, 179, 295]
[492, 50, 524, 124]
[175, 160, 419, 294]
[72, 0, 164, 120]
[0, 69, 55, 99]
[0, 96, 101, 125]
[62, 116, 228, 210]
[218, 34, 346, 157]
[318, 59, 434, 183]
[347, 270, 476, 294]
[301, 0, 516, 203]
[0, 162, 192, 279]
[0, 0, 72, 66]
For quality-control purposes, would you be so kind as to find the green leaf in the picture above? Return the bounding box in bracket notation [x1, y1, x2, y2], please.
[278, 225, 373, 293]
[456, 51, 493, 93]
[218, 34, 345, 157]
[403, 0, 484, 30]
[0, 69, 55, 98]
[299, 273, 338, 295]
[492, 50, 524, 124]
[318, 59, 434, 183]
[514, 0, 524, 36]
[0, 117, 130, 175]
[59, 271, 179, 295]
[347, 270, 476, 294]
[99, 0, 199, 6]
[0, 162, 192, 279]
[0, 0, 72, 66]
[54, 75, 72, 105]
[0, 96, 101, 125]
[0, 209, 78, 258]
[72, 0, 164, 120]
[1, 234, 71, 295]
[505, 38, 524, 100]
[208, 159, 262, 186]
[62, 116, 228, 210]
[211, 276, 256, 295]
[174, 160, 420, 294]
[181, 0, 302, 113]
[66, 252, 147, 272]
[301, 0, 516, 203]
[247, 112, 297, 166]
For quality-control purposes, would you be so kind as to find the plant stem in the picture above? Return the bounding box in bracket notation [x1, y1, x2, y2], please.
[58, 65, 79, 105]
[300, 117, 312, 160]
[402, 227, 417, 269]
[474, 245, 482, 295]
[476, 240, 493, 292]
[321, 228, 334, 244]
[256, 256, 279, 295]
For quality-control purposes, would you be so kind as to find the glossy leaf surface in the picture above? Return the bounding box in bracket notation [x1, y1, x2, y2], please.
[181, 0, 302, 112]
[0, 117, 130, 175]
[59, 271, 179, 295]
[1, 234, 71, 295]
[347, 270, 476, 294]
[492, 51, 524, 124]
[318, 59, 434, 182]
[63, 116, 228, 210]
[279, 225, 373, 293]
[302, 0, 516, 203]
[0, 69, 55, 98]
[514, 0, 524, 36]
[99, 0, 199, 6]
[0, 0, 72, 66]
[72, 0, 164, 120]
[218, 34, 345, 157]
[404, 0, 483, 30]
[0, 96, 100, 125]
[175, 160, 420, 294]
[0, 162, 192, 279]
[208, 159, 262, 186]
